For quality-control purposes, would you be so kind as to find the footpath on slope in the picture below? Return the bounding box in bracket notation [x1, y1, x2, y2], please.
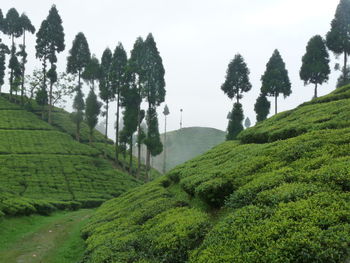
[0, 209, 93, 263]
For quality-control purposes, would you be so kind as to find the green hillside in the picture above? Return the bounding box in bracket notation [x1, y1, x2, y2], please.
[82, 85, 350, 263]
[143, 127, 226, 172]
[0, 96, 140, 217]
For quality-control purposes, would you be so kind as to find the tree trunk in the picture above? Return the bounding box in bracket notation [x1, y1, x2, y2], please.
[275, 93, 278, 115]
[163, 115, 167, 174]
[21, 30, 26, 106]
[105, 99, 109, 139]
[77, 121, 80, 142]
[344, 51, 348, 79]
[314, 83, 318, 98]
[89, 129, 93, 144]
[137, 87, 141, 179]
[146, 149, 151, 182]
[129, 136, 133, 174]
[115, 90, 120, 163]
[43, 59, 47, 91]
[48, 63, 54, 124]
[10, 34, 14, 102]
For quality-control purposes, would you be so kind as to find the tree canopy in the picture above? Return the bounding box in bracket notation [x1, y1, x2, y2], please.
[300, 35, 330, 98]
[67, 32, 90, 88]
[221, 54, 252, 103]
[254, 93, 271, 122]
[261, 49, 291, 114]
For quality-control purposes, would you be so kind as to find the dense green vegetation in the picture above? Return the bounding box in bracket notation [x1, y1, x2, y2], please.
[0, 209, 93, 263]
[0, 96, 139, 217]
[83, 85, 350, 262]
[149, 127, 226, 172]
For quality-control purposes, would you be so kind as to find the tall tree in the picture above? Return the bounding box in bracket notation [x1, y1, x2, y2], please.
[143, 33, 166, 179]
[110, 43, 127, 164]
[67, 32, 90, 90]
[129, 37, 145, 178]
[72, 88, 85, 142]
[9, 45, 21, 97]
[300, 35, 330, 98]
[227, 103, 244, 140]
[45, 6, 65, 123]
[0, 41, 9, 96]
[0, 9, 4, 34]
[4, 8, 22, 101]
[99, 48, 113, 139]
[18, 13, 35, 105]
[254, 93, 271, 122]
[82, 55, 100, 90]
[162, 104, 169, 173]
[261, 49, 291, 115]
[0, 9, 8, 96]
[36, 19, 50, 100]
[85, 89, 102, 143]
[326, 0, 350, 82]
[120, 76, 140, 174]
[221, 54, 252, 104]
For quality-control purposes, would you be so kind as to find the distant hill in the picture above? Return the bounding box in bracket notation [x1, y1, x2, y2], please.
[83, 85, 350, 263]
[0, 95, 141, 217]
[141, 127, 226, 173]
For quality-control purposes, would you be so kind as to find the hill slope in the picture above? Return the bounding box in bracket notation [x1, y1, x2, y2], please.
[140, 127, 226, 172]
[82, 85, 350, 263]
[0, 96, 139, 217]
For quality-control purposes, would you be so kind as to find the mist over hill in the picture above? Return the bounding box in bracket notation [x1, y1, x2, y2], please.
[137, 127, 226, 173]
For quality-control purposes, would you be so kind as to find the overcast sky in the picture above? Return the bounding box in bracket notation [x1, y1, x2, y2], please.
[1, 0, 340, 138]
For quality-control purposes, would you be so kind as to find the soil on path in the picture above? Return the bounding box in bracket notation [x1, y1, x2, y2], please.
[0, 209, 93, 263]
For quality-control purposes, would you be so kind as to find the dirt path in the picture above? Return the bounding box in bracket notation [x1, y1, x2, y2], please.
[0, 209, 93, 263]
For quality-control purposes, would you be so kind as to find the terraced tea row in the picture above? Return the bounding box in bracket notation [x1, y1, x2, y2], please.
[0, 130, 98, 155]
[82, 85, 350, 263]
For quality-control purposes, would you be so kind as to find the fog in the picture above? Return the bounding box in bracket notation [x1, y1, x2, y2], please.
[0, 0, 340, 139]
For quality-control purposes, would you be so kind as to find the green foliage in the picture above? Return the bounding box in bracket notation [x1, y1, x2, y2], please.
[300, 35, 330, 98]
[239, 86, 350, 143]
[67, 32, 90, 87]
[221, 53, 251, 103]
[84, 84, 350, 263]
[72, 88, 85, 141]
[261, 49, 291, 114]
[82, 55, 100, 89]
[254, 93, 270, 122]
[0, 109, 52, 129]
[326, 0, 350, 61]
[0, 41, 10, 90]
[193, 193, 350, 263]
[85, 89, 102, 142]
[145, 107, 163, 156]
[143, 33, 165, 107]
[81, 178, 210, 262]
[226, 102, 243, 140]
[0, 96, 139, 217]
[99, 48, 113, 102]
[3, 8, 22, 38]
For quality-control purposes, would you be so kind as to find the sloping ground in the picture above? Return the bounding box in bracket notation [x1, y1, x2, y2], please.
[82, 85, 350, 263]
[0, 96, 139, 217]
[146, 127, 226, 172]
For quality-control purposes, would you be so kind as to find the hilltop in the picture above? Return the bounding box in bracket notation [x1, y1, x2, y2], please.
[82, 85, 350, 263]
[140, 127, 226, 172]
[0, 95, 140, 217]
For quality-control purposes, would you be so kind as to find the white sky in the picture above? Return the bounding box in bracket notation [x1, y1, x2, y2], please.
[1, 0, 340, 138]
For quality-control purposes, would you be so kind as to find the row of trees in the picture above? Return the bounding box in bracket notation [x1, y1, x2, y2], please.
[67, 32, 166, 179]
[222, 0, 350, 140]
[0, 6, 166, 180]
